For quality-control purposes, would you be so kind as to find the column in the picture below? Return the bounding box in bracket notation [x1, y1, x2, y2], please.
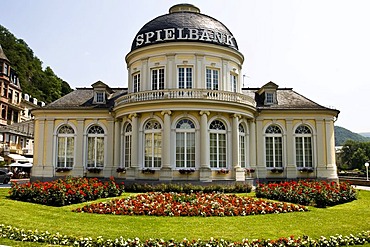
[199, 110, 211, 182]
[232, 114, 245, 181]
[160, 110, 172, 180]
[33, 118, 45, 179]
[325, 118, 338, 180]
[232, 114, 240, 168]
[195, 54, 204, 88]
[161, 110, 172, 168]
[45, 119, 54, 177]
[248, 120, 256, 169]
[113, 119, 122, 169]
[104, 119, 115, 177]
[199, 111, 210, 168]
[285, 119, 295, 178]
[73, 119, 84, 177]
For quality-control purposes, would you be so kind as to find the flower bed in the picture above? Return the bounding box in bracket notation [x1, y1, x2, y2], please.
[9, 177, 125, 207]
[256, 180, 357, 207]
[73, 192, 308, 216]
[1, 224, 369, 247]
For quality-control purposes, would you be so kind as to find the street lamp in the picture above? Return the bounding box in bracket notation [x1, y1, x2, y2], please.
[365, 162, 369, 181]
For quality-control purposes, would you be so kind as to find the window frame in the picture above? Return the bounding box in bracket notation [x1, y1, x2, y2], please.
[265, 125, 283, 168]
[56, 125, 75, 168]
[143, 120, 162, 169]
[175, 119, 196, 168]
[239, 124, 248, 168]
[209, 120, 227, 169]
[178, 66, 193, 89]
[122, 123, 132, 168]
[151, 67, 165, 90]
[206, 68, 219, 90]
[295, 125, 313, 168]
[230, 73, 237, 92]
[133, 72, 141, 93]
[86, 125, 105, 168]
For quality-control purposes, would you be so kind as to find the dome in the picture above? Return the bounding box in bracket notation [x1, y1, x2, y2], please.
[130, 4, 239, 51]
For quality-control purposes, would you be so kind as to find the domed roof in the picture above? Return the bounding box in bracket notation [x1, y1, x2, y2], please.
[130, 4, 239, 52]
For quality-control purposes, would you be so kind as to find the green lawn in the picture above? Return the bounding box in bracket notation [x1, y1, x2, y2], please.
[0, 188, 369, 246]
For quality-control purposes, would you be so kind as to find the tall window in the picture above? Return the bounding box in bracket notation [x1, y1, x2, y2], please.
[178, 67, 192, 89]
[210, 120, 227, 168]
[265, 125, 283, 168]
[56, 125, 74, 168]
[295, 125, 313, 168]
[206, 68, 219, 90]
[176, 119, 195, 168]
[151, 68, 164, 90]
[133, 73, 140, 93]
[144, 120, 162, 168]
[239, 124, 247, 168]
[231, 74, 237, 92]
[123, 123, 132, 168]
[87, 125, 105, 168]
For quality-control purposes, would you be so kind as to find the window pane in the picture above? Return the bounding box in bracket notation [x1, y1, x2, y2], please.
[57, 137, 66, 167]
[296, 137, 303, 167]
[87, 137, 95, 167]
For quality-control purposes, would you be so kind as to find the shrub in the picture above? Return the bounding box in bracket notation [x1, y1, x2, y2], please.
[0, 224, 369, 247]
[8, 176, 125, 206]
[255, 180, 357, 207]
[124, 182, 252, 193]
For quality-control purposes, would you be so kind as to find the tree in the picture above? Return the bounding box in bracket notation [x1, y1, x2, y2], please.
[0, 24, 73, 103]
[339, 140, 370, 171]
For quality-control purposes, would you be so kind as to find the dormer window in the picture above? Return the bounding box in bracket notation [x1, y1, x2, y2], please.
[91, 81, 111, 105]
[95, 91, 105, 104]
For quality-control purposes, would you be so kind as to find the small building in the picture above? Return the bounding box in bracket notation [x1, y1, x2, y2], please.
[31, 4, 339, 183]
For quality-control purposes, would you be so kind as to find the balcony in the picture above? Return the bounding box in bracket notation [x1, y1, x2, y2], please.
[115, 89, 256, 107]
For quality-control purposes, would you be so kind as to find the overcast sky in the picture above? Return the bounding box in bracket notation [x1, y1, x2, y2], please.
[2, 0, 370, 133]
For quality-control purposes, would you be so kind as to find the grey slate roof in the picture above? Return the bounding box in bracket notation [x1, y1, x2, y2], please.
[45, 88, 127, 109]
[242, 87, 338, 112]
[0, 45, 9, 62]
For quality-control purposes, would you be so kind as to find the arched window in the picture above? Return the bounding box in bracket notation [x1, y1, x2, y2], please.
[265, 125, 283, 168]
[295, 125, 313, 168]
[209, 120, 227, 168]
[239, 124, 247, 168]
[176, 119, 195, 168]
[144, 120, 162, 168]
[123, 123, 132, 168]
[56, 125, 74, 168]
[86, 125, 105, 168]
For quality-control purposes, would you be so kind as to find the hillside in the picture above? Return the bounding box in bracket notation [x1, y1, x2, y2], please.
[0, 25, 73, 103]
[359, 132, 370, 138]
[334, 126, 370, 146]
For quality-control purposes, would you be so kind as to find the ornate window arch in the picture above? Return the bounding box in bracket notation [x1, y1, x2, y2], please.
[56, 124, 75, 168]
[209, 120, 227, 168]
[144, 120, 162, 168]
[86, 125, 105, 168]
[122, 123, 132, 168]
[295, 125, 313, 168]
[265, 124, 283, 168]
[175, 119, 195, 168]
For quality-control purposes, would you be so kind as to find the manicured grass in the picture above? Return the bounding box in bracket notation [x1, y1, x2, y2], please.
[0, 188, 369, 246]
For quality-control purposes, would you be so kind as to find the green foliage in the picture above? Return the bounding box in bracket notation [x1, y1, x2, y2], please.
[9, 177, 125, 206]
[335, 126, 370, 146]
[339, 140, 370, 170]
[0, 25, 73, 103]
[0, 224, 369, 247]
[124, 182, 252, 193]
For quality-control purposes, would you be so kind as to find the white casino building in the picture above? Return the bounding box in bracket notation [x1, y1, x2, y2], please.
[32, 4, 339, 183]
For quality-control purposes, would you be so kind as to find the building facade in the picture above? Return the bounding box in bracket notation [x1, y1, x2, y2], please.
[31, 4, 339, 183]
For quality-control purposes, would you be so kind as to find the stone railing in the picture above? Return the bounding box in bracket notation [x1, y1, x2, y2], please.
[115, 89, 256, 107]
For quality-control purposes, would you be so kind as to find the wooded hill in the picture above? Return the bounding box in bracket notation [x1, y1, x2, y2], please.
[0, 25, 73, 104]
[335, 126, 370, 146]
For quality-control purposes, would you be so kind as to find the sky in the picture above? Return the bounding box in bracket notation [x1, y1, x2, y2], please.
[2, 0, 370, 133]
